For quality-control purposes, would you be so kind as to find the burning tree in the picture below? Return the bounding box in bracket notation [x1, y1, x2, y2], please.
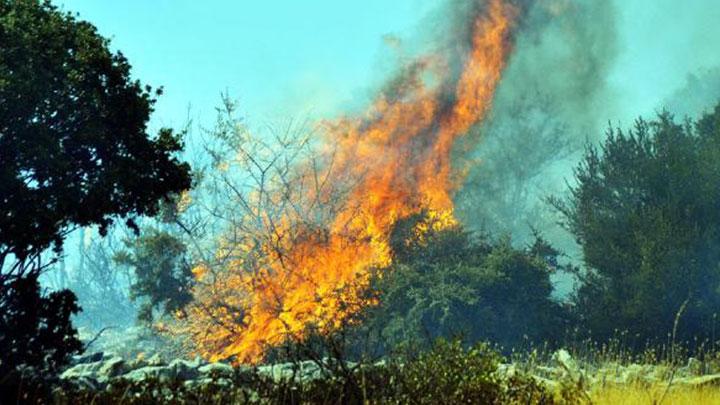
[175, 0, 527, 364]
[172, 98, 361, 362]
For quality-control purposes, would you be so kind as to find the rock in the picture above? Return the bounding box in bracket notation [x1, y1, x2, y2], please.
[258, 360, 328, 382]
[687, 357, 703, 375]
[681, 374, 720, 387]
[186, 377, 234, 388]
[496, 363, 517, 379]
[147, 353, 165, 366]
[553, 349, 578, 375]
[72, 351, 104, 365]
[61, 363, 98, 380]
[619, 364, 656, 385]
[60, 355, 125, 382]
[533, 365, 559, 379]
[97, 356, 126, 379]
[122, 365, 175, 383]
[531, 375, 559, 390]
[553, 349, 586, 385]
[120, 358, 202, 383]
[168, 358, 201, 380]
[199, 362, 236, 379]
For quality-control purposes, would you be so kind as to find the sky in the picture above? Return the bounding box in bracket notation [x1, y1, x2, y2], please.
[54, 0, 442, 132]
[47, 0, 444, 287]
[609, 0, 720, 122]
[52, 0, 720, 135]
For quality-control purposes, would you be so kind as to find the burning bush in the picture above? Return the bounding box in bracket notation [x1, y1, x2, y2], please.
[172, 0, 527, 364]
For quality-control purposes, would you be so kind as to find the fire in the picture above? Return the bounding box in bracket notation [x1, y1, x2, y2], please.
[180, 0, 521, 364]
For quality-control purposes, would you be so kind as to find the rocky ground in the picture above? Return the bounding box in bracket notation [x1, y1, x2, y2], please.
[59, 351, 337, 391]
[47, 327, 720, 403]
[56, 347, 720, 396]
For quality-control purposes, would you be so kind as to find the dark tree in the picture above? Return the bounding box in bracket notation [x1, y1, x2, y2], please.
[0, 0, 191, 384]
[552, 104, 720, 343]
[364, 212, 570, 352]
[0, 0, 192, 278]
[114, 228, 194, 323]
[0, 275, 82, 374]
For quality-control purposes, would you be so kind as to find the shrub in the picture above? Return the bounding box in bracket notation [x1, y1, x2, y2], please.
[363, 213, 571, 352]
[0, 275, 82, 397]
[114, 228, 194, 323]
[552, 104, 720, 343]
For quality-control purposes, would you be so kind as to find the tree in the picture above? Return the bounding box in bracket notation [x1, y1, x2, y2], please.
[171, 98, 355, 363]
[114, 228, 194, 323]
[0, 275, 82, 374]
[362, 212, 571, 352]
[552, 104, 720, 343]
[0, 0, 192, 279]
[456, 92, 575, 243]
[70, 230, 137, 330]
[0, 0, 191, 381]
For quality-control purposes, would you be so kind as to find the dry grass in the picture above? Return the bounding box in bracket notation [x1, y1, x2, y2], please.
[590, 384, 720, 405]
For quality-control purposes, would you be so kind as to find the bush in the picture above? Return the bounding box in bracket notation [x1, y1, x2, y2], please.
[552, 104, 720, 343]
[363, 213, 571, 352]
[114, 228, 194, 323]
[0, 275, 82, 397]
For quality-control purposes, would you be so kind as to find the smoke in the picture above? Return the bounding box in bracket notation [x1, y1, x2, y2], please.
[179, 0, 532, 363]
[455, 0, 618, 253]
[610, 0, 720, 123]
[451, 0, 720, 297]
[664, 68, 720, 119]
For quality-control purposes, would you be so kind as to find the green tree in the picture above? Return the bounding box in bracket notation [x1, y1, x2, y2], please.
[364, 213, 570, 352]
[0, 0, 191, 274]
[114, 228, 194, 323]
[552, 104, 720, 343]
[0, 0, 191, 383]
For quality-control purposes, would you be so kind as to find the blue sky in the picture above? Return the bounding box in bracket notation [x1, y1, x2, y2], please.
[54, 0, 441, 132]
[609, 0, 720, 121]
[53, 1, 720, 134]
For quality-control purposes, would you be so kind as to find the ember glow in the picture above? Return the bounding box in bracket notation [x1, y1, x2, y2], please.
[181, 0, 522, 364]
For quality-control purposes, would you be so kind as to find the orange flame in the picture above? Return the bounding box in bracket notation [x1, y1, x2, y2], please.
[183, 0, 520, 364]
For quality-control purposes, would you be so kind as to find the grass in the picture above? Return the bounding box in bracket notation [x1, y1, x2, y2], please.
[590, 384, 720, 405]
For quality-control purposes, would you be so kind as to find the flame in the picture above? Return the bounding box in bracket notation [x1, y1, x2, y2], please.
[181, 0, 520, 364]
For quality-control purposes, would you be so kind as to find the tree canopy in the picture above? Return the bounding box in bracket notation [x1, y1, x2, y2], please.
[553, 104, 720, 342]
[363, 213, 570, 352]
[0, 0, 192, 383]
[114, 228, 194, 323]
[0, 0, 191, 266]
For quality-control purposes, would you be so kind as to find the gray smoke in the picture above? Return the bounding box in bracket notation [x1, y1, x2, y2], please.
[455, 0, 618, 250]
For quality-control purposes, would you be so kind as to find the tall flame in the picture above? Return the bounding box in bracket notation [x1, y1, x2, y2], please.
[182, 0, 520, 364]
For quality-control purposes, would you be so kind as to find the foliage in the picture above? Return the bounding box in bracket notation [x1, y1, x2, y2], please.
[389, 339, 502, 403]
[363, 212, 571, 352]
[0, 0, 191, 268]
[0, 275, 82, 391]
[0, 0, 190, 387]
[552, 104, 720, 343]
[114, 228, 194, 323]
